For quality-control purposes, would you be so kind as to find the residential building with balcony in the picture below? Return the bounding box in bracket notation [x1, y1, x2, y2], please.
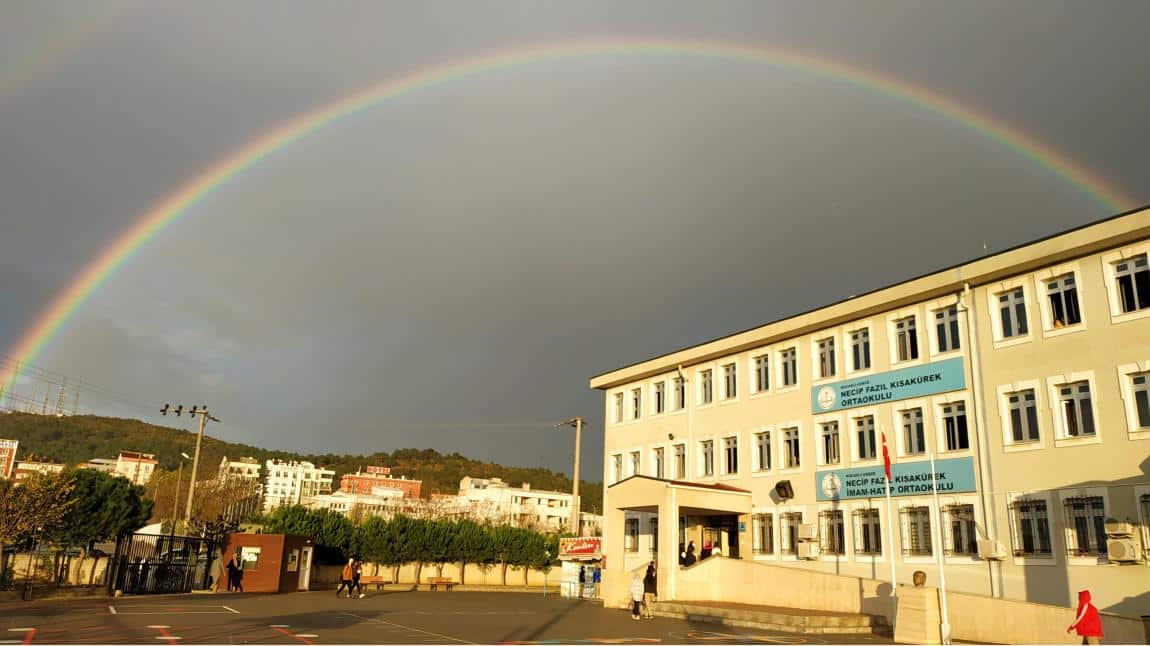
[262, 459, 335, 513]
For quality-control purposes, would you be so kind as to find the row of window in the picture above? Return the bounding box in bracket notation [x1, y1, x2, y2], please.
[622, 493, 1150, 564]
[612, 252, 1150, 425]
[610, 367, 1150, 483]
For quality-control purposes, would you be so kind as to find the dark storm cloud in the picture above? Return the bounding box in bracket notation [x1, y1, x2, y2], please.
[1, 1, 1147, 474]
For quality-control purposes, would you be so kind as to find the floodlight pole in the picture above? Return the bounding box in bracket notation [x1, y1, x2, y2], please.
[161, 404, 219, 530]
[555, 417, 586, 535]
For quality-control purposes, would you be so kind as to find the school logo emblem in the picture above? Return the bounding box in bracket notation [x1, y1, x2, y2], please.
[820, 473, 843, 499]
[817, 386, 837, 411]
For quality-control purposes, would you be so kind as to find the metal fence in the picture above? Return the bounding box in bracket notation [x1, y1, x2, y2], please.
[106, 533, 215, 596]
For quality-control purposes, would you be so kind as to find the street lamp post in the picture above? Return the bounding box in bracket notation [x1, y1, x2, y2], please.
[160, 404, 220, 528]
[554, 417, 586, 535]
[172, 452, 190, 533]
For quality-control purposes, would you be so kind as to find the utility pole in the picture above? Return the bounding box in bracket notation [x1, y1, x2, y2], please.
[161, 404, 220, 530]
[555, 417, 586, 535]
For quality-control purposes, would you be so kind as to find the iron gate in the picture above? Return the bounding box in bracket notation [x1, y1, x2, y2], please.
[106, 532, 215, 595]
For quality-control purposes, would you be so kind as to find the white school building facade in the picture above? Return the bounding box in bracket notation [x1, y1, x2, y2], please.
[591, 206, 1150, 619]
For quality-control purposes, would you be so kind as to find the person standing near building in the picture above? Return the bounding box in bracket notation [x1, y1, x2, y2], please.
[684, 541, 697, 566]
[336, 558, 355, 598]
[630, 574, 645, 620]
[642, 562, 657, 619]
[591, 566, 601, 598]
[352, 559, 365, 598]
[1067, 589, 1103, 645]
[578, 566, 586, 599]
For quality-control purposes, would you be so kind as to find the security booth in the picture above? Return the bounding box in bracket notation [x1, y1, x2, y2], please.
[217, 534, 314, 593]
[559, 536, 603, 598]
[601, 476, 752, 608]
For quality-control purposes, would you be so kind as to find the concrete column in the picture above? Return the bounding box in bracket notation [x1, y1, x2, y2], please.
[602, 503, 627, 607]
[658, 489, 679, 601]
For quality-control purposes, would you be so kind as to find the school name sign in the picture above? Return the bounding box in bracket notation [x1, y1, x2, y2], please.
[815, 456, 977, 501]
[811, 357, 966, 413]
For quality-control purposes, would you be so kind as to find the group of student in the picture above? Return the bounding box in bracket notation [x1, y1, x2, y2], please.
[335, 557, 367, 598]
[629, 562, 657, 620]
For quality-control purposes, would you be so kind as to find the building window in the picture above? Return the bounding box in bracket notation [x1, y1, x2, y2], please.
[654, 447, 665, 479]
[818, 337, 836, 379]
[612, 454, 623, 483]
[1006, 389, 1040, 443]
[1058, 381, 1095, 437]
[1132, 373, 1150, 429]
[723, 363, 737, 399]
[754, 354, 770, 392]
[625, 518, 639, 552]
[781, 348, 798, 387]
[853, 509, 882, 555]
[613, 393, 624, 423]
[674, 377, 685, 410]
[901, 408, 926, 455]
[944, 504, 978, 556]
[754, 431, 771, 471]
[941, 402, 969, 451]
[783, 428, 800, 469]
[1114, 253, 1150, 313]
[1046, 274, 1081, 327]
[856, 415, 876, 460]
[851, 328, 871, 371]
[631, 388, 642, 420]
[819, 510, 846, 555]
[753, 513, 774, 555]
[895, 316, 919, 362]
[630, 451, 641, 477]
[1140, 494, 1150, 558]
[673, 444, 686, 479]
[1062, 496, 1107, 557]
[901, 506, 933, 556]
[781, 512, 803, 555]
[654, 382, 665, 414]
[650, 518, 659, 554]
[998, 288, 1029, 338]
[935, 306, 961, 352]
[820, 422, 841, 465]
[723, 436, 738, 474]
[701, 440, 714, 477]
[1009, 498, 1052, 557]
[700, 370, 713, 404]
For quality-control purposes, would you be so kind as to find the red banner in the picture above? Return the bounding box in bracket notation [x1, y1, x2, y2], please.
[559, 536, 602, 556]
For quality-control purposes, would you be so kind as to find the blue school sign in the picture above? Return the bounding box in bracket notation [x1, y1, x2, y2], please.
[811, 357, 966, 413]
[816, 456, 977, 501]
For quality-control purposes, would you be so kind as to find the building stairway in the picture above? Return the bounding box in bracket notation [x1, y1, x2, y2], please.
[651, 599, 891, 635]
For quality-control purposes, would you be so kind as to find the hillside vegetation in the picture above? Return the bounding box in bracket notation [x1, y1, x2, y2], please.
[0, 413, 602, 512]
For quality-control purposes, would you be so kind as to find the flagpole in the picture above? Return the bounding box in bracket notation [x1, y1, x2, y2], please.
[881, 431, 897, 601]
[929, 451, 951, 644]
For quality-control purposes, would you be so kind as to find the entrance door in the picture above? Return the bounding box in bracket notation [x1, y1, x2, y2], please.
[298, 546, 313, 591]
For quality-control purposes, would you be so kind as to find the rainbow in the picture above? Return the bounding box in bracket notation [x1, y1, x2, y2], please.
[0, 37, 1137, 401]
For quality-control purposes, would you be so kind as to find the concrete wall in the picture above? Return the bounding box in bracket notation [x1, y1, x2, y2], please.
[312, 561, 558, 587]
[946, 590, 1146, 644]
[5, 553, 109, 586]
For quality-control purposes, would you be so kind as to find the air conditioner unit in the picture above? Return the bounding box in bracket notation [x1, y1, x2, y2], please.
[797, 524, 818, 541]
[798, 542, 821, 560]
[1104, 521, 1134, 537]
[977, 539, 1007, 561]
[1106, 539, 1140, 563]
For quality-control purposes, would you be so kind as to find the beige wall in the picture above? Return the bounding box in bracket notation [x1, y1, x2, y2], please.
[313, 561, 557, 587]
[595, 207, 1150, 619]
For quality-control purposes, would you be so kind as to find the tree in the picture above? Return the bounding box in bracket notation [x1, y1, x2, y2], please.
[0, 473, 75, 580]
[46, 469, 152, 584]
[452, 519, 492, 585]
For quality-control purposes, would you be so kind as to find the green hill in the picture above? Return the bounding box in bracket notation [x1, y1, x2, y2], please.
[0, 412, 602, 513]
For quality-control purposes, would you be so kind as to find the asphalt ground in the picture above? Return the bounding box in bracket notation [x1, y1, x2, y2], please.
[0, 590, 895, 645]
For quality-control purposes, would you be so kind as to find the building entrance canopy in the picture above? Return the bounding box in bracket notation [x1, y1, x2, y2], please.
[609, 475, 752, 516]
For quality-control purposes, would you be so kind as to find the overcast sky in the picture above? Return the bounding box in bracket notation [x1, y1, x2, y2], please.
[2, 1, 1148, 477]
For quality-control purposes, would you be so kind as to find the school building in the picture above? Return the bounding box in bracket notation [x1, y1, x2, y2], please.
[590, 205, 1150, 620]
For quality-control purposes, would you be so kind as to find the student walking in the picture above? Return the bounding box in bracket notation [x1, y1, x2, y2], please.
[1067, 589, 1103, 645]
[336, 558, 356, 598]
[225, 555, 241, 592]
[630, 574, 645, 621]
[352, 560, 365, 598]
[642, 562, 657, 619]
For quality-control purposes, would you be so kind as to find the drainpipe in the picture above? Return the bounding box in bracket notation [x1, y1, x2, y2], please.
[959, 282, 1002, 597]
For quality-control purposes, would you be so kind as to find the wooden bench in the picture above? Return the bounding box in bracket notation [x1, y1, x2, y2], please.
[358, 575, 390, 590]
[425, 577, 456, 591]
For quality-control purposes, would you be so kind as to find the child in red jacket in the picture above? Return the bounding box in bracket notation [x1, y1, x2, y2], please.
[1067, 589, 1103, 645]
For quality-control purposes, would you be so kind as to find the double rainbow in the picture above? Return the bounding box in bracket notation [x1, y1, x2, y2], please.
[1, 38, 1136, 399]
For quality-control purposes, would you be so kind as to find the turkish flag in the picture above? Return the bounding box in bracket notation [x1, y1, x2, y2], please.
[881, 432, 892, 482]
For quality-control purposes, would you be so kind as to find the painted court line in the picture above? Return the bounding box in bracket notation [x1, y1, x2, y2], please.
[154, 626, 181, 644]
[108, 605, 118, 615]
[342, 612, 475, 645]
[221, 605, 240, 614]
[271, 626, 314, 645]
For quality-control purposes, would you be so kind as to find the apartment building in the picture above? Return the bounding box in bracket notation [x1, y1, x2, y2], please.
[304, 487, 405, 519]
[218, 456, 262, 483]
[0, 439, 16, 479]
[591, 206, 1150, 618]
[458, 476, 575, 530]
[262, 459, 335, 513]
[340, 466, 422, 499]
[11, 458, 65, 483]
[114, 451, 157, 485]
